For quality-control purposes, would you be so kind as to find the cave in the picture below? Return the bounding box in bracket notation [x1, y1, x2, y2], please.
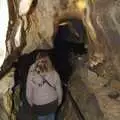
[0, 0, 120, 120]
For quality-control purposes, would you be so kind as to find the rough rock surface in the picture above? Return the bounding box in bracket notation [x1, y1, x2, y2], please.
[61, 58, 120, 120]
[0, 68, 20, 120]
[23, 0, 83, 53]
[85, 70, 120, 120]
[89, 0, 120, 80]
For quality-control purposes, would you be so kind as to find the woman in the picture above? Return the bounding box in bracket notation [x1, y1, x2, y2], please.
[26, 53, 63, 120]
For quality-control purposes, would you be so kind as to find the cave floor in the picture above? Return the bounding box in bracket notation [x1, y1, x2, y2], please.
[86, 70, 120, 120]
[67, 65, 120, 120]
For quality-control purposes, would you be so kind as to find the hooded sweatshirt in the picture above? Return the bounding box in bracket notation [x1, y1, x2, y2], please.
[26, 64, 63, 106]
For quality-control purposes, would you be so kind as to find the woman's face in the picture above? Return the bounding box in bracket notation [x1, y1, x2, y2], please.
[35, 57, 48, 73]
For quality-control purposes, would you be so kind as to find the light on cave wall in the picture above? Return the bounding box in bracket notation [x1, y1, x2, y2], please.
[0, 0, 33, 68]
[19, 0, 33, 16]
[0, 0, 9, 68]
[76, 0, 96, 41]
[76, 0, 87, 12]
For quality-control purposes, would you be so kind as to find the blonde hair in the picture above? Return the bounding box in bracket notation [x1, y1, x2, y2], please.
[35, 53, 53, 74]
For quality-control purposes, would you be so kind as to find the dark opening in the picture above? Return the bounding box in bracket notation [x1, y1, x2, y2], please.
[52, 18, 88, 85]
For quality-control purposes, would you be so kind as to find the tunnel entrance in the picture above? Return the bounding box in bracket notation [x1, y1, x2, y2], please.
[52, 18, 88, 120]
[52, 18, 88, 85]
[16, 18, 88, 120]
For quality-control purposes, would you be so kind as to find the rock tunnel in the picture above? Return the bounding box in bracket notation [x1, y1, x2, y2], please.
[0, 0, 120, 120]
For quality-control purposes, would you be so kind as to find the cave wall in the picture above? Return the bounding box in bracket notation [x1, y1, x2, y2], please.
[89, 0, 120, 82]
[0, 0, 85, 73]
[2, 0, 120, 79]
[60, 57, 120, 120]
[0, 68, 20, 120]
[22, 0, 86, 53]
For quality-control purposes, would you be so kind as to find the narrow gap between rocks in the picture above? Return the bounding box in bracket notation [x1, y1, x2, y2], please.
[15, 18, 88, 120]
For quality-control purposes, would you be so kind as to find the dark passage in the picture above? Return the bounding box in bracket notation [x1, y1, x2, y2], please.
[52, 19, 87, 120]
[53, 18, 87, 85]
[15, 18, 87, 120]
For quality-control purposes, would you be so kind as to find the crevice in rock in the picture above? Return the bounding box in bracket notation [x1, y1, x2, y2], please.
[15, 17, 88, 120]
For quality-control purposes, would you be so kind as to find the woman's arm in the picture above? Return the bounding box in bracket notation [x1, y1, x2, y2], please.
[55, 72, 63, 105]
[26, 66, 34, 106]
[26, 79, 34, 106]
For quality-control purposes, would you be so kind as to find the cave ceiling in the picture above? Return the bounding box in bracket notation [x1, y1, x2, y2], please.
[0, 0, 120, 80]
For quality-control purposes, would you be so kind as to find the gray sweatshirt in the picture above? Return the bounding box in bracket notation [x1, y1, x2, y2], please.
[26, 64, 63, 106]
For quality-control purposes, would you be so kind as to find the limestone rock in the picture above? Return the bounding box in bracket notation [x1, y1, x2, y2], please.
[19, 0, 33, 16]
[61, 57, 120, 120]
[0, 68, 15, 120]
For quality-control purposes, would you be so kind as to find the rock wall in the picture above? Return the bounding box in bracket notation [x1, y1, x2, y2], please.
[60, 57, 120, 120]
[89, 0, 120, 81]
[0, 68, 20, 120]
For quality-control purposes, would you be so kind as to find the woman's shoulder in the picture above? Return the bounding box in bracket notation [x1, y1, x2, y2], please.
[49, 70, 57, 74]
[44, 70, 58, 77]
[29, 63, 36, 72]
[50, 70, 60, 79]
